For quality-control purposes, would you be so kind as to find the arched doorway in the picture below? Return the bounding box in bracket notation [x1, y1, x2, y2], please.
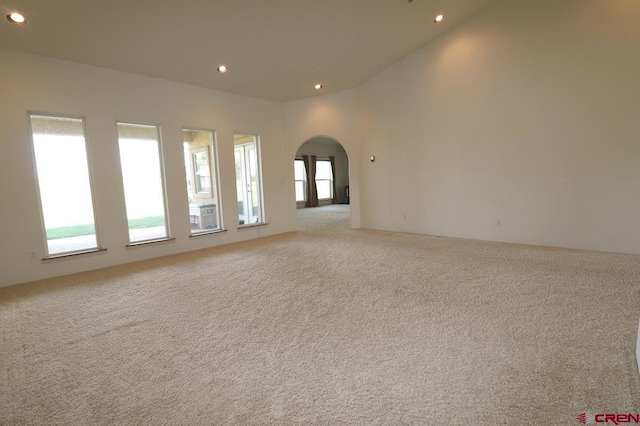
[294, 136, 350, 229]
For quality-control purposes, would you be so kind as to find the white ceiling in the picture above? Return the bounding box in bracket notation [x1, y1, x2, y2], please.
[0, 0, 497, 102]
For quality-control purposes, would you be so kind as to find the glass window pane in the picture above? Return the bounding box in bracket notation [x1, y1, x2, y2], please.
[317, 181, 332, 199]
[183, 129, 220, 233]
[234, 134, 263, 225]
[316, 161, 333, 180]
[295, 160, 306, 202]
[295, 181, 306, 201]
[193, 151, 211, 194]
[30, 114, 98, 255]
[294, 160, 306, 180]
[117, 122, 168, 242]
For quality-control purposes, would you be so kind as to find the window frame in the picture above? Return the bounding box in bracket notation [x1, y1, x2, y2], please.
[234, 133, 266, 227]
[28, 111, 102, 257]
[183, 128, 223, 235]
[315, 159, 334, 201]
[191, 147, 213, 198]
[294, 158, 307, 202]
[116, 121, 171, 244]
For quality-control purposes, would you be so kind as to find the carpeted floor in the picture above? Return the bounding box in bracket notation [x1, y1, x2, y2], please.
[1, 205, 639, 425]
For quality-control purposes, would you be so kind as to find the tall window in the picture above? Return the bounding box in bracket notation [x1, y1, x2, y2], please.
[234, 134, 264, 225]
[117, 122, 168, 243]
[315, 160, 334, 200]
[29, 114, 99, 255]
[294, 159, 307, 202]
[183, 129, 221, 233]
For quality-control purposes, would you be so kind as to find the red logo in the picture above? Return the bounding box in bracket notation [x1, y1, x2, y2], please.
[578, 413, 640, 425]
[578, 413, 591, 424]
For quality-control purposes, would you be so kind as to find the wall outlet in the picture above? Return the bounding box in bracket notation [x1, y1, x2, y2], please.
[496, 218, 501, 226]
[28, 251, 36, 260]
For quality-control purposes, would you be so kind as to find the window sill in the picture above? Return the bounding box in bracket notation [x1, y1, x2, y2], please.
[42, 248, 107, 263]
[126, 237, 176, 249]
[189, 229, 227, 238]
[237, 222, 268, 230]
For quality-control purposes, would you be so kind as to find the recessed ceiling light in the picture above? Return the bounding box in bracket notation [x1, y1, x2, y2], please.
[217, 65, 228, 73]
[6, 12, 28, 25]
[434, 14, 444, 23]
[314, 84, 323, 90]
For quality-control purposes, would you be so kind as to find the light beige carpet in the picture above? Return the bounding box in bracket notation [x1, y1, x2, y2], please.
[1, 205, 639, 425]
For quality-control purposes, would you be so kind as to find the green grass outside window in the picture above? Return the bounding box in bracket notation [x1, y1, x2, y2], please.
[46, 216, 165, 240]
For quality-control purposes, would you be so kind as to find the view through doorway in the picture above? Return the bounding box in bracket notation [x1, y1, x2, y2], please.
[295, 136, 350, 229]
[297, 204, 350, 231]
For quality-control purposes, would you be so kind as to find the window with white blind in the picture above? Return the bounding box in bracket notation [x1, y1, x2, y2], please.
[117, 122, 169, 243]
[315, 160, 333, 200]
[29, 113, 100, 256]
[294, 159, 307, 202]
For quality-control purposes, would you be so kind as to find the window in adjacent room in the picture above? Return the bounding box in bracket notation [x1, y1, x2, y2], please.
[234, 134, 264, 226]
[29, 113, 100, 256]
[294, 159, 307, 202]
[315, 159, 334, 200]
[117, 122, 169, 243]
[183, 129, 221, 233]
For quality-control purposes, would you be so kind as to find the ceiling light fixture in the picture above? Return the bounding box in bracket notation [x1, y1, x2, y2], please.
[314, 84, 323, 90]
[6, 12, 28, 25]
[217, 65, 228, 73]
[434, 14, 444, 23]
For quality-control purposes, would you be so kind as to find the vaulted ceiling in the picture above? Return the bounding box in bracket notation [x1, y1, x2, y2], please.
[0, 0, 498, 102]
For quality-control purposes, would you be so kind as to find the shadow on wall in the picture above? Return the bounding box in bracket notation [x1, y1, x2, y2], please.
[295, 137, 349, 207]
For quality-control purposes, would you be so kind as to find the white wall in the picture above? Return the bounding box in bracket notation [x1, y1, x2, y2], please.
[357, 0, 640, 254]
[0, 49, 292, 287]
[284, 90, 361, 228]
[4, 0, 640, 287]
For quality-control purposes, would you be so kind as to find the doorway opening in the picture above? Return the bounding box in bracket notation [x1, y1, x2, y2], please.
[294, 136, 350, 230]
